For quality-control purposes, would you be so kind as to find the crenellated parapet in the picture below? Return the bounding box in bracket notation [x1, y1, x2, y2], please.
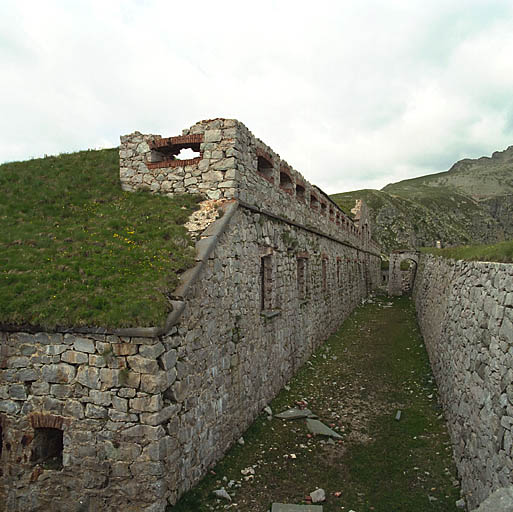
[120, 119, 379, 254]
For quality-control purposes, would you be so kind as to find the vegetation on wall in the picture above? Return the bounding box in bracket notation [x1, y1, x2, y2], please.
[0, 148, 200, 329]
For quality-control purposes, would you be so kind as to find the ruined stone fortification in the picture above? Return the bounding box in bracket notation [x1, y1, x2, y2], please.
[0, 119, 381, 511]
[413, 255, 513, 509]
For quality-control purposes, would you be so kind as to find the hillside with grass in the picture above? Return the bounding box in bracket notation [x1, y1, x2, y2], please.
[0, 149, 200, 330]
[332, 145, 513, 253]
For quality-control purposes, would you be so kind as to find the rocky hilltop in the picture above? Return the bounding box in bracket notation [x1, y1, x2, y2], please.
[332, 145, 513, 252]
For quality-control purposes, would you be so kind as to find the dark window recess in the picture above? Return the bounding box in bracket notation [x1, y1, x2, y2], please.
[147, 134, 203, 168]
[320, 202, 327, 216]
[260, 255, 273, 310]
[257, 156, 274, 181]
[297, 258, 307, 300]
[31, 428, 63, 470]
[310, 195, 319, 211]
[296, 184, 306, 202]
[337, 259, 341, 285]
[322, 258, 328, 292]
[279, 171, 294, 194]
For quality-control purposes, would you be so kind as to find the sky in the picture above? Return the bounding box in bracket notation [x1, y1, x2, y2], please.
[1, 0, 513, 193]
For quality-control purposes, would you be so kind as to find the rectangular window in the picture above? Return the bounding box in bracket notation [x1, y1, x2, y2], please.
[260, 255, 273, 310]
[322, 257, 328, 292]
[31, 427, 63, 470]
[297, 257, 307, 300]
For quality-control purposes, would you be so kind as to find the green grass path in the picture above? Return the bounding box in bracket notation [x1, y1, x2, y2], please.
[173, 296, 461, 511]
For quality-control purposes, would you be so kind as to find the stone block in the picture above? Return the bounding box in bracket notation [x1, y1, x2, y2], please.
[140, 370, 175, 394]
[76, 366, 101, 389]
[203, 130, 222, 143]
[0, 400, 20, 414]
[139, 343, 165, 359]
[31, 381, 50, 395]
[160, 350, 177, 370]
[89, 390, 112, 406]
[112, 343, 138, 356]
[140, 405, 179, 426]
[50, 384, 73, 398]
[9, 384, 27, 400]
[85, 403, 108, 419]
[122, 424, 166, 441]
[108, 409, 138, 422]
[100, 368, 140, 389]
[127, 355, 159, 374]
[17, 368, 39, 381]
[63, 400, 85, 419]
[42, 363, 76, 383]
[61, 350, 89, 364]
[8, 356, 29, 368]
[73, 337, 96, 354]
[46, 345, 67, 356]
[130, 394, 162, 413]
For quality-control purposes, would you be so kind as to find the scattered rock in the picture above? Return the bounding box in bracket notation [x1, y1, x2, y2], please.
[276, 408, 314, 420]
[395, 410, 402, 421]
[310, 488, 326, 503]
[456, 498, 466, 508]
[213, 487, 231, 501]
[264, 406, 273, 416]
[306, 419, 342, 439]
[237, 437, 245, 445]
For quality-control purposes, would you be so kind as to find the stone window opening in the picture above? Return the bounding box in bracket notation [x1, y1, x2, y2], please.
[30, 427, 63, 470]
[310, 194, 319, 211]
[257, 154, 274, 182]
[260, 254, 274, 311]
[279, 168, 294, 195]
[147, 134, 203, 169]
[297, 254, 308, 300]
[322, 256, 328, 292]
[296, 183, 306, 202]
[320, 202, 327, 216]
[337, 258, 341, 286]
[329, 207, 335, 222]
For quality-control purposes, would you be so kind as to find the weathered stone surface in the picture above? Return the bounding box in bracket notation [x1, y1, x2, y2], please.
[42, 363, 76, 383]
[61, 350, 89, 364]
[127, 355, 159, 374]
[471, 486, 513, 512]
[73, 337, 96, 353]
[272, 505, 323, 511]
[130, 395, 163, 413]
[76, 366, 101, 389]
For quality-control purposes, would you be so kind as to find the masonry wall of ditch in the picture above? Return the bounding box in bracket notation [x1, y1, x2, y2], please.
[413, 255, 513, 509]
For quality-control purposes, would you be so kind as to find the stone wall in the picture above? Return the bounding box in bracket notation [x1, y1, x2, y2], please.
[413, 255, 513, 509]
[1, 119, 382, 511]
[120, 118, 380, 254]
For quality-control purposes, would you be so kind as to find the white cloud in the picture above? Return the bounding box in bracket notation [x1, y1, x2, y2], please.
[1, 0, 513, 193]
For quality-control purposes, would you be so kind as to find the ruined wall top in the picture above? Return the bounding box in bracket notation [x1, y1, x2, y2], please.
[120, 118, 380, 253]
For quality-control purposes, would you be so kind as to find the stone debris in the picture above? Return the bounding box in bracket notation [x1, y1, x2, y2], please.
[309, 488, 326, 503]
[456, 498, 466, 508]
[276, 407, 315, 420]
[470, 486, 513, 512]
[237, 437, 245, 445]
[184, 199, 228, 237]
[306, 419, 342, 439]
[213, 487, 231, 501]
[264, 405, 273, 417]
[395, 410, 402, 421]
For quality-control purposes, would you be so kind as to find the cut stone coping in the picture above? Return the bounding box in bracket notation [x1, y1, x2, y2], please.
[276, 408, 315, 420]
[271, 505, 323, 511]
[306, 418, 343, 439]
[471, 486, 513, 512]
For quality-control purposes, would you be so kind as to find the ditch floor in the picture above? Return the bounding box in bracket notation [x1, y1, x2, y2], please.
[173, 295, 462, 512]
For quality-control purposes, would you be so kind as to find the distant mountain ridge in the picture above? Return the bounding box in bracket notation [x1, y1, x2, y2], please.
[331, 145, 513, 253]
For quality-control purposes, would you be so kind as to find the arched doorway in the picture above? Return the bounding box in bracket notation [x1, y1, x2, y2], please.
[388, 250, 420, 296]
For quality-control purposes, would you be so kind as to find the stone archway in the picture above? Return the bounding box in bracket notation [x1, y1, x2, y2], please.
[388, 250, 420, 296]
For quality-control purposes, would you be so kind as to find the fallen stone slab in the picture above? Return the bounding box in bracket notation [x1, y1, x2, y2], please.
[306, 418, 342, 439]
[271, 504, 323, 511]
[276, 408, 316, 420]
[471, 486, 513, 512]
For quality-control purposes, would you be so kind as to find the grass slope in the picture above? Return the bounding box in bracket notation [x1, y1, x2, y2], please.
[173, 296, 461, 512]
[0, 149, 200, 329]
[420, 239, 513, 263]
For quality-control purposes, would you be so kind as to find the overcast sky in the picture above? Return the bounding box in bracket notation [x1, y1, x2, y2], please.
[2, 1, 513, 193]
